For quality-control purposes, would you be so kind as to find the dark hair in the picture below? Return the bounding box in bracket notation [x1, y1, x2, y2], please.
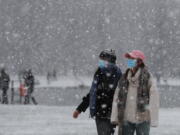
[99, 49, 116, 64]
[137, 59, 145, 68]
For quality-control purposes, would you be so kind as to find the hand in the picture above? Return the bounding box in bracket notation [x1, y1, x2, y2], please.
[73, 110, 80, 119]
[111, 121, 119, 126]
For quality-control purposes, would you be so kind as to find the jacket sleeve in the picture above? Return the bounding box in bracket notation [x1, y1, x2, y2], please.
[76, 68, 100, 113]
[149, 76, 160, 127]
[76, 93, 90, 113]
[111, 84, 120, 124]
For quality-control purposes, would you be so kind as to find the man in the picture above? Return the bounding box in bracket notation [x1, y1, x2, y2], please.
[111, 50, 159, 135]
[0, 68, 10, 104]
[73, 49, 122, 135]
[24, 69, 37, 105]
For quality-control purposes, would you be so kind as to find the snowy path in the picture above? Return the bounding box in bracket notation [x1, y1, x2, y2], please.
[0, 105, 179, 135]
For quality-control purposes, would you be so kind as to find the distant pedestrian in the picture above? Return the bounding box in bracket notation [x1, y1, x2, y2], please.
[19, 83, 26, 104]
[0, 68, 10, 104]
[11, 80, 15, 104]
[24, 69, 38, 105]
[47, 71, 51, 84]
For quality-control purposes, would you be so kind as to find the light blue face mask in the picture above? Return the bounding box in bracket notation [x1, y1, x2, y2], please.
[98, 60, 107, 68]
[127, 59, 137, 68]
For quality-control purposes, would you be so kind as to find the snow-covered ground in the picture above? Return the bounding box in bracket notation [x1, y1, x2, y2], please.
[0, 105, 179, 135]
[159, 78, 180, 86]
[9, 76, 180, 107]
[11, 76, 92, 88]
[11, 75, 180, 89]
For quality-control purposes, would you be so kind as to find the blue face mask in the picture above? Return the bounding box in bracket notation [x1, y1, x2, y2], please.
[127, 59, 137, 68]
[98, 60, 107, 68]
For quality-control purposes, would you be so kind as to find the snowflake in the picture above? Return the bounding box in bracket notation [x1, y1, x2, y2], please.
[101, 104, 107, 109]
[109, 84, 114, 89]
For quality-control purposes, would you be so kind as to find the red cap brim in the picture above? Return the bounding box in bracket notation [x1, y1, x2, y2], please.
[124, 53, 136, 59]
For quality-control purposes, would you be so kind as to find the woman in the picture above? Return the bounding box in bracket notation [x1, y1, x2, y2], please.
[111, 50, 159, 135]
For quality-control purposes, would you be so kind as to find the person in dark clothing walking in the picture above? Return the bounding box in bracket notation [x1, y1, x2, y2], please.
[0, 68, 10, 104]
[24, 69, 37, 105]
[73, 49, 122, 135]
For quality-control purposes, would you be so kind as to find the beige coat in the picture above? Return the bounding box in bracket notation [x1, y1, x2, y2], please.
[111, 70, 159, 127]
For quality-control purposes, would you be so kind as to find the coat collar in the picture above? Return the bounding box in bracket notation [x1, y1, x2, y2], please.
[127, 68, 141, 85]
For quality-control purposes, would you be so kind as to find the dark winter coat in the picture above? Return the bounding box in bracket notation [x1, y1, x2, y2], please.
[76, 64, 122, 119]
[24, 73, 35, 93]
[0, 72, 10, 90]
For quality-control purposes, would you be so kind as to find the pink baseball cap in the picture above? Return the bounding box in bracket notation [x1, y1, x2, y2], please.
[124, 50, 145, 61]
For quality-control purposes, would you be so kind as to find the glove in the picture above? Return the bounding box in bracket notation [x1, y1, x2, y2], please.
[73, 110, 81, 119]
